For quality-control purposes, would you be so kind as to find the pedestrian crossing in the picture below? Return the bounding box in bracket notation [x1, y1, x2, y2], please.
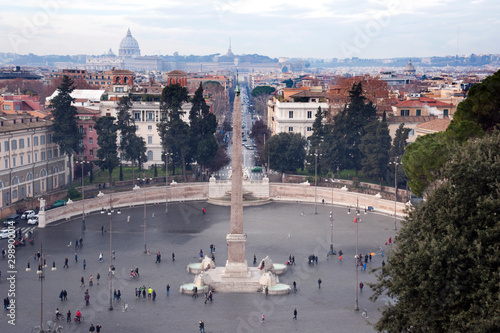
[1, 226, 36, 236]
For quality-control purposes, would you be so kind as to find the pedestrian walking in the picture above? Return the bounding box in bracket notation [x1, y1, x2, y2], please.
[292, 255, 295, 265]
[265, 286, 268, 296]
[318, 278, 322, 288]
[166, 284, 170, 296]
[261, 314, 265, 322]
[101, 226, 104, 234]
[365, 254, 368, 263]
[155, 251, 161, 263]
[199, 320, 205, 333]
[172, 252, 175, 261]
[89, 275, 93, 286]
[199, 249, 203, 258]
[117, 290, 121, 300]
[293, 281, 297, 292]
[339, 255, 342, 263]
[85, 293, 90, 306]
[148, 287, 152, 299]
[66, 310, 71, 323]
[253, 255, 257, 265]
[142, 287, 146, 299]
[89, 323, 95, 332]
[59, 290, 64, 301]
[360, 281, 364, 293]
[96, 324, 101, 333]
[192, 286, 198, 298]
[83, 259, 86, 270]
[81, 276, 85, 287]
[75, 253, 78, 263]
[369, 253, 372, 262]
[2, 248, 5, 259]
[96, 273, 100, 285]
[363, 263, 367, 271]
[63, 290, 67, 300]
[75, 239, 79, 249]
[382, 260, 385, 267]
[99, 252, 103, 262]
[293, 308, 297, 320]
[152, 289, 156, 301]
[64, 257, 69, 268]
[80, 237, 83, 248]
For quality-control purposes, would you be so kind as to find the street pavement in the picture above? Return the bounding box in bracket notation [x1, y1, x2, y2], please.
[0, 201, 399, 332]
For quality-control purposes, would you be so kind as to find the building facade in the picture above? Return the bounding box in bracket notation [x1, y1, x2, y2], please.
[0, 114, 69, 206]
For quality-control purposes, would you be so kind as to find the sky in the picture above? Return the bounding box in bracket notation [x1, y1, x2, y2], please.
[0, 0, 499, 59]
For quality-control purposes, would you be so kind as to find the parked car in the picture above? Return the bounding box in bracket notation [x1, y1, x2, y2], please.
[0, 229, 12, 239]
[21, 210, 36, 220]
[46, 200, 66, 210]
[27, 215, 39, 225]
[3, 214, 20, 226]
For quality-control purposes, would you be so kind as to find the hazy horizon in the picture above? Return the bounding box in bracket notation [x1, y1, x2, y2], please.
[1, 0, 499, 59]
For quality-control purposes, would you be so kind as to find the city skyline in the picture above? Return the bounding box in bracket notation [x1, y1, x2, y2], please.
[1, 0, 499, 59]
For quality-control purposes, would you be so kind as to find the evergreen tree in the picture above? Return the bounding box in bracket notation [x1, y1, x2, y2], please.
[359, 120, 391, 185]
[94, 116, 120, 186]
[306, 106, 326, 174]
[158, 84, 190, 181]
[371, 131, 500, 332]
[331, 83, 377, 177]
[50, 75, 82, 183]
[266, 133, 307, 177]
[388, 123, 411, 188]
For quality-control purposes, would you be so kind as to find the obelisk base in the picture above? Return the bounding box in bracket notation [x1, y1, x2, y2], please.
[223, 233, 248, 277]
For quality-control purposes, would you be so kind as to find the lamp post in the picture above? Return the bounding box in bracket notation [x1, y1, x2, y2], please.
[76, 160, 91, 231]
[138, 173, 152, 254]
[347, 199, 368, 312]
[102, 200, 121, 311]
[390, 157, 400, 231]
[31, 243, 56, 332]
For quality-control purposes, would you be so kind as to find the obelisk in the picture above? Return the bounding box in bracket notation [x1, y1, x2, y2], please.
[224, 75, 248, 277]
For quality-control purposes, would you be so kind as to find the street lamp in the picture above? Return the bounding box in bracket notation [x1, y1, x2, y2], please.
[138, 173, 152, 254]
[102, 202, 120, 311]
[390, 157, 401, 231]
[31, 243, 56, 332]
[347, 199, 368, 312]
[76, 160, 91, 231]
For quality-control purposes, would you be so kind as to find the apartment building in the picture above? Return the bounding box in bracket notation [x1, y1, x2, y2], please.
[0, 114, 69, 206]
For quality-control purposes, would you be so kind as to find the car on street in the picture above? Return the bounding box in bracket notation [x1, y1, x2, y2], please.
[27, 215, 39, 225]
[46, 200, 66, 210]
[3, 214, 20, 226]
[21, 210, 36, 220]
[0, 229, 12, 239]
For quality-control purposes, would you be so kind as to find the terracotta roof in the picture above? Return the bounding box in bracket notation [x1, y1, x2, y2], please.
[386, 116, 436, 123]
[416, 118, 451, 132]
[76, 107, 101, 114]
[395, 97, 452, 108]
[289, 90, 327, 98]
[168, 70, 187, 75]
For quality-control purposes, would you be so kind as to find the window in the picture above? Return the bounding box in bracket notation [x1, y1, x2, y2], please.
[147, 112, 154, 121]
[5, 192, 10, 203]
[288, 127, 294, 132]
[89, 149, 93, 156]
[27, 137, 30, 147]
[307, 127, 312, 132]
[4, 141, 9, 151]
[147, 150, 153, 160]
[15, 104, 21, 111]
[89, 125, 93, 132]
[21, 187, 25, 197]
[41, 151, 46, 161]
[12, 157, 16, 167]
[34, 136, 38, 146]
[53, 149, 58, 158]
[20, 156, 23, 165]
[148, 125, 152, 131]
[27, 173, 33, 181]
[416, 109, 421, 116]
[12, 189, 17, 200]
[35, 152, 38, 162]
[11, 140, 17, 150]
[79, 125, 84, 134]
[4, 159, 8, 169]
[28, 154, 31, 163]
[115, 87, 124, 93]
[148, 136, 153, 144]
[400, 109, 410, 116]
[89, 138, 93, 144]
[41, 169, 47, 177]
[47, 134, 52, 143]
[134, 112, 141, 120]
[19, 139, 24, 149]
[47, 150, 52, 159]
[307, 111, 312, 119]
[41, 180, 45, 191]
[40, 135, 45, 145]
[289, 111, 294, 119]
[3, 105, 11, 110]
[444, 109, 449, 116]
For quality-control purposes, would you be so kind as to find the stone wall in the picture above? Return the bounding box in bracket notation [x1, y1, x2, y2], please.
[40, 182, 407, 227]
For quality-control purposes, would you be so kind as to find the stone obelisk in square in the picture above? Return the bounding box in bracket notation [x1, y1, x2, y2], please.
[224, 77, 248, 277]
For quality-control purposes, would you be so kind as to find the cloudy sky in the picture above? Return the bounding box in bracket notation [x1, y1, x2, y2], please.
[1, 0, 498, 59]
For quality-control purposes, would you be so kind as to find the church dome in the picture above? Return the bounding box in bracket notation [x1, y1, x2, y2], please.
[119, 29, 141, 57]
[404, 59, 416, 75]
